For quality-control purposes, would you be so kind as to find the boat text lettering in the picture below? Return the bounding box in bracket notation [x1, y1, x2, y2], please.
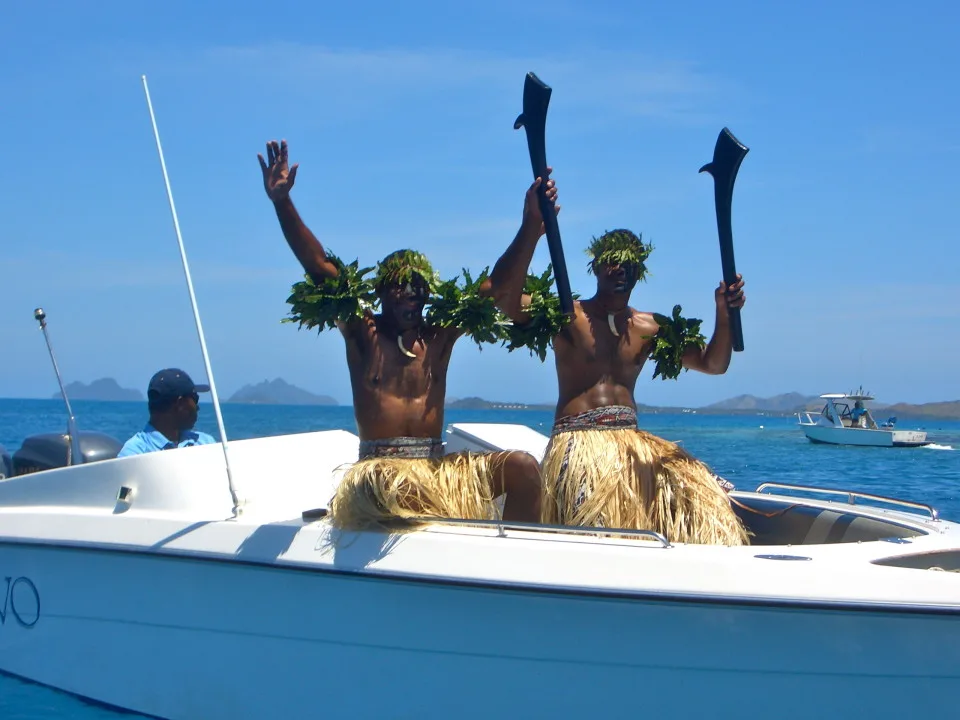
[0, 576, 40, 628]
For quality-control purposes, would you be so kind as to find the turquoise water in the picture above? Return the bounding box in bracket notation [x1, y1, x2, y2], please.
[1, 399, 958, 717]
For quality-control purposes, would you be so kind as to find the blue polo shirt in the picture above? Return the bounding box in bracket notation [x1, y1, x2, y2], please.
[117, 423, 217, 457]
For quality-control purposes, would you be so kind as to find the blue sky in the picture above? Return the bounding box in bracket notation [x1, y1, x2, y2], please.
[1, 0, 957, 407]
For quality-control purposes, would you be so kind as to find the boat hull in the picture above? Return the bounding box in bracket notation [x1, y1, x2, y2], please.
[801, 424, 929, 447]
[2, 541, 958, 720]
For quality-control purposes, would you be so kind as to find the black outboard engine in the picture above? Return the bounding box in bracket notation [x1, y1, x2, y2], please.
[0, 443, 12, 480]
[13, 431, 122, 477]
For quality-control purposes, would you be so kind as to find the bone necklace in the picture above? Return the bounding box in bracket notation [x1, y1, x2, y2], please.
[396, 283, 420, 357]
[397, 334, 417, 358]
[608, 313, 620, 337]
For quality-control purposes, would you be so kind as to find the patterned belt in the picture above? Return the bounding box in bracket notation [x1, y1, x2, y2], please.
[358, 437, 444, 460]
[552, 405, 638, 435]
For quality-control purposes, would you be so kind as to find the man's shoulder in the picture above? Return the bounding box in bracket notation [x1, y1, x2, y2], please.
[117, 432, 150, 457]
[190, 431, 218, 446]
[338, 310, 377, 339]
[628, 308, 659, 327]
[424, 322, 463, 343]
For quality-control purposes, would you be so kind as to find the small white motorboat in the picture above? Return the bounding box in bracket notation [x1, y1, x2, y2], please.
[2, 314, 957, 719]
[798, 389, 930, 447]
[4, 81, 955, 719]
[0, 423, 959, 719]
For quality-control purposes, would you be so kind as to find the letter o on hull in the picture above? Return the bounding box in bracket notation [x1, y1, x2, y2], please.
[11, 577, 40, 628]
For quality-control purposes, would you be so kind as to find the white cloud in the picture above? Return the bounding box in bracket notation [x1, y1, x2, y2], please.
[199, 42, 733, 125]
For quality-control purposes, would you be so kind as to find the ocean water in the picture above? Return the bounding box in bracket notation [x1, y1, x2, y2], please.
[1, 399, 958, 718]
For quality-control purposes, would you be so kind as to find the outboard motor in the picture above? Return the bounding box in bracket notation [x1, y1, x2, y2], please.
[0, 443, 12, 480]
[13, 432, 122, 477]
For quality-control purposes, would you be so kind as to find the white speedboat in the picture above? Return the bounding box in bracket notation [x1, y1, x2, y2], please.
[798, 390, 930, 447]
[0, 422, 959, 719]
[4, 81, 956, 719]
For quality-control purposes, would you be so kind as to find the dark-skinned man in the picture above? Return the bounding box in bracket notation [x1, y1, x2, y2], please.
[118, 369, 215, 457]
[487, 190, 749, 545]
[259, 140, 554, 528]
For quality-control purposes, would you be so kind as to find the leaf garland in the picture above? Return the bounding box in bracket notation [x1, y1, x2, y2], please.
[647, 304, 706, 381]
[282, 254, 376, 332]
[284, 255, 569, 359]
[283, 253, 701, 380]
[502, 265, 574, 362]
[426, 268, 505, 348]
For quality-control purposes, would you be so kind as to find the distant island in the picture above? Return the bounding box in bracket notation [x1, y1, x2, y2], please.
[704, 393, 960, 419]
[446, 396, 661, 413]
[226, 378, 337, 406]
[446, 396, 553, 411]
[705, 392, 813, 412]
[882, 400, 960, 420]
[54, 378, 143, 402]
[42, 381, 958, 418]
[447, 392, 960, 419]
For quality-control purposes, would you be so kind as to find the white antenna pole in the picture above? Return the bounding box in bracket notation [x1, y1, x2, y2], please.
[140, 75, 242, 517]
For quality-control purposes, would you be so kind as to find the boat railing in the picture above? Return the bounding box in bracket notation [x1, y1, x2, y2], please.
[415, 516, 673, 548]
[303, 507, 674, 546]
[755, 482, 939, 521]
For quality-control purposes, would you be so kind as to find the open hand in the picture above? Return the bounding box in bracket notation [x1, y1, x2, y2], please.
[258, 139, 299, 202]
[715, 274, 745, 312]
[522, 168, 560, 236]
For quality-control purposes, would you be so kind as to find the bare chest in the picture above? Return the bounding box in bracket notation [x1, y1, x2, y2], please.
[353, 333, 451, 396]
[563, 310, 656, 372]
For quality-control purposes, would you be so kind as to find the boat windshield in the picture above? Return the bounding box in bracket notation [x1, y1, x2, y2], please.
[821, 402, 851, 423]
[821, 400, 877, 428]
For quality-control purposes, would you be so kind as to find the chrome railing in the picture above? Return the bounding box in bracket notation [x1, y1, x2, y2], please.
[417, 516, 673, 548]
[755, 482, 939, 521]
[302, 508, 673, 546]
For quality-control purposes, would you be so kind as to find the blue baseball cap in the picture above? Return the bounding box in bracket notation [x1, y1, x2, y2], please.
[147, 369, 210, 401]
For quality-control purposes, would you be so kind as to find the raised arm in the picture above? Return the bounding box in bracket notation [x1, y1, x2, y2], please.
[480, 172, 558, 322]
[258, 140, 339, 280]
[682, 275, 745, 375]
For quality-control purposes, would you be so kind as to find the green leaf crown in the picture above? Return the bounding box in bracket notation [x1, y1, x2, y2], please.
[586, 229, 654, 281]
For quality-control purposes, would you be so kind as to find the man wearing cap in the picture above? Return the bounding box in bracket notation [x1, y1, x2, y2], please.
[117, 369, 216, 457]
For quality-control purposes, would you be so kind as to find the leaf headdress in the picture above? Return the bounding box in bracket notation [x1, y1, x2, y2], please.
[586, 229, 654, 281]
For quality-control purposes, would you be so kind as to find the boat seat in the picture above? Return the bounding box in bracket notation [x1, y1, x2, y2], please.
[733, 497, 924, 546]
[799, 509, 920, 544]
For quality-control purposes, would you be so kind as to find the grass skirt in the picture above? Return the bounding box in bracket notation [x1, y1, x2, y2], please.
[541, 423, 749, 545]
[330, 451, 499, 530]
